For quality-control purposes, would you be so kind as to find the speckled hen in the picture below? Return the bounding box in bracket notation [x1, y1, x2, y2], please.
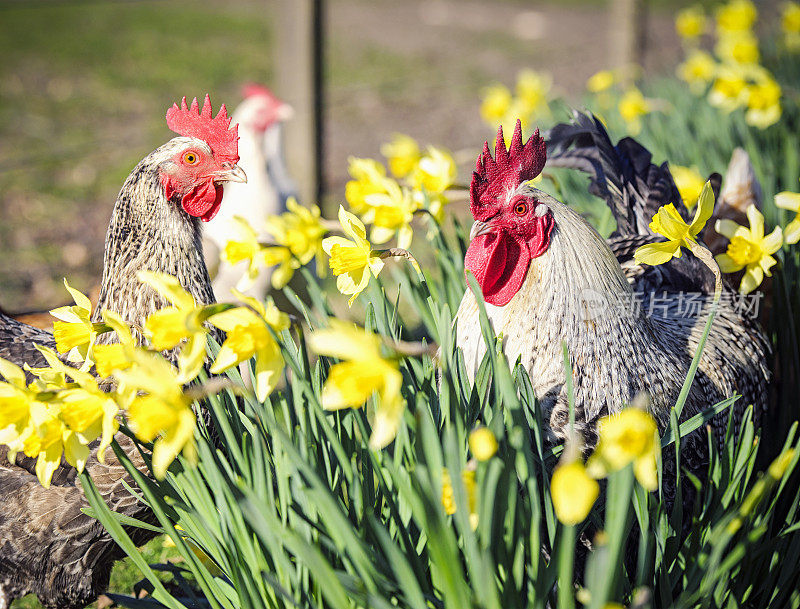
[0, 95, 244, 609]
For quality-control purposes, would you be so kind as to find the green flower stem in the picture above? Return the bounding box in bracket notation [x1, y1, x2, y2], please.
[673, 241, 723, 419]
[557, 524, 577, 609]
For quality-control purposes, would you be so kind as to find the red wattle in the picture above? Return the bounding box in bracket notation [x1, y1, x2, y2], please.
[464, 232, 531, 306]
[180, 178, 224, 222]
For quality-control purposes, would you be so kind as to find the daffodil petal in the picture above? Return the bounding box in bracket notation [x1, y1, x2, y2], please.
[715, 218, 744, 240]
[254, 342, 284, 402]
[634, 241, 681, 266]
[761, 226, 784, 255]
[760, 254, 778, 276]
[775, 192, 800, 212]
[716, 253, 744, 273]
[746, 205, 765, 240]
[321, 235, 355, 256]
[740, 265, 764, 294]
[784, 218, 800, 245]
[689, 181, 715, 236]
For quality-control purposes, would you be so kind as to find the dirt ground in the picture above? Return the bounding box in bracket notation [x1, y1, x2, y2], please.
[0, 0, 683, 312]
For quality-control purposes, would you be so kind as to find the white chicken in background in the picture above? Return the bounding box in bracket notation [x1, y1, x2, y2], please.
[204, 84, 296, 300]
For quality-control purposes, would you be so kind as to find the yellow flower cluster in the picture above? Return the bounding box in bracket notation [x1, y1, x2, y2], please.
[221, 198, 327, 292]
[0, 272, 292, 486]
[0, 350, 118, 488]
[583, 69, 661, 135]
[480, 69, 552, 136]
[550, 407, 660, 527]
[345, 135, 457, 250]
[675, 0, 782, 129]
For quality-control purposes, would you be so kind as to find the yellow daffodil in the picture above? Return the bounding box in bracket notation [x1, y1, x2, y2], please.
[480, 84, 513, 126]
[715, 205, 783, 294]
[220, 216, 275, 291]
[264, 198, 328, 287]
[411, 146, 456, 195]
[783, 3, 800, 49]
[635, 181, 714, 266]
[441, 468, 479, 529]
[31, 345, 119, 464]
[322, 206, 384, 306]
[716, 0, 757, 34]
[784, 2, 800, 32]
[93, 310, 136, 379]
[675, 5, 707, 40]
[59, 388, 118, 463]
[139, 271, 208, 383]
[22, 401, 71, 488]
[208, 292, 289, 402]
[618, 88, 653, 135]
[50, 279, 101, 366]
[715, 31, 760, 65]
[671, 165, 706, 208]
[745, 75, 782, 129]
[677, 49, 717, 93]
[1, 351, 121, 487]
[345, 158, 389, 215]
[0, 358, 33, 453]
[363, 179, 419, 249]
[116, 350, 198, 478]
[308, 320, 404, 449]
[586, 407, 659, 490]
[0, 360, 76, 488]
[708, 64, 749, 111]
[515, 69, 552, 117]
[775, 186, 800, 244]
[551, 460, 600, 525]
[469, 427, 498, 461]
[381, 133, 421, 179]
[586, 70, 615, 93]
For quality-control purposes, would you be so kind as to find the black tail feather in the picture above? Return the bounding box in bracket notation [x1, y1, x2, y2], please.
[546, 110, 696, 239]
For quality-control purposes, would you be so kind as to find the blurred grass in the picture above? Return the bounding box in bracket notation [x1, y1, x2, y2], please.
[0, 0, 272, 310]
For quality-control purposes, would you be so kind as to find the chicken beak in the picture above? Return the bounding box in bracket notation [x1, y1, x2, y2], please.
[470, 220, 494, 241]
[214, 163, 248, 184]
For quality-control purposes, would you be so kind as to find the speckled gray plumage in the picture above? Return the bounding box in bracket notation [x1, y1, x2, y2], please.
[455, 115, 770, 505]
[0, 137, 222, 609]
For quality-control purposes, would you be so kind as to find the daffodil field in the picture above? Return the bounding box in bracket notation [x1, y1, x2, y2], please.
[4, 1, 800, 608]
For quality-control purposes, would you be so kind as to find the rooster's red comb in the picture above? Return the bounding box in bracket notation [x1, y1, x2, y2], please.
[166, 95, 239, 164]
[469, 119, 546, 221]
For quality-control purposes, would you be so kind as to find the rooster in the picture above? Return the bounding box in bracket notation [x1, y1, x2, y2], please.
[455, 114, 770, 484]
[204, 84, 296, 300]
[0, 94, 245, 609]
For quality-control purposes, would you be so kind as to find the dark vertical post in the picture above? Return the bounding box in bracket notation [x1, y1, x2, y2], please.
[276, 0, 324, 206]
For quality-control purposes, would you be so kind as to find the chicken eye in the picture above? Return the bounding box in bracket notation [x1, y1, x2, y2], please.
[514, 202, 528, 216]
[183, 152, 198, 165]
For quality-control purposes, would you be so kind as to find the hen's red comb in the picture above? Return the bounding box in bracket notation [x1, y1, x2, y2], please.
[166, 95, 239, 164]
[242, 83, 278, 100]
[469, 119, 546, 220]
